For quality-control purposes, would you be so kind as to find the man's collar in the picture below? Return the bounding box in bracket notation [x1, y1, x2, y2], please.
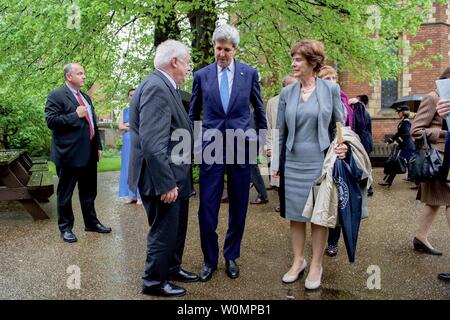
[217, 60, 235, 73]
[66, 82, 80, 94]
[157, 68, 177, 90]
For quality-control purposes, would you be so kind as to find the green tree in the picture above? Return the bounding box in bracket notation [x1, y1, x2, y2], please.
[0, 0, 445, 152]
[229, 0, 444, 98]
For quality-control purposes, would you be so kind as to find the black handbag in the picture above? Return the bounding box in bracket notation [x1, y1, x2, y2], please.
[408, 129, 443, 182]
[384, 144, 407, 175]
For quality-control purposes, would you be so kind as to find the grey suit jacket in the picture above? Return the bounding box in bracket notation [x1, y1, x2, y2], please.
[128, 70, 193, 198]
[272, 78, 344, 171]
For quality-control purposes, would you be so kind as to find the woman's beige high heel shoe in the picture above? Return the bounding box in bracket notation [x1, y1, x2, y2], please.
[282, 260, 307, 284]
[305, 266, 323, 290]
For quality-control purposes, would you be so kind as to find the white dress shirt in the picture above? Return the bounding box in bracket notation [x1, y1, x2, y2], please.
[157, 68, 177, 90]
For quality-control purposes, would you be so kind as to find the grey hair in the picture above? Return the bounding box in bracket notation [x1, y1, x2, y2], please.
[212, 24, 240, 47]
[63, 63, 75, 79]
[154, 40, 190, 69]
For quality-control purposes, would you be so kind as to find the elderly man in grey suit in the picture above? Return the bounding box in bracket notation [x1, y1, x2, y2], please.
[128, 40, 199, 297]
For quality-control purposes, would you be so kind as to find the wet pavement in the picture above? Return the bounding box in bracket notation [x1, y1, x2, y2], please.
[0, 168, 448, 300]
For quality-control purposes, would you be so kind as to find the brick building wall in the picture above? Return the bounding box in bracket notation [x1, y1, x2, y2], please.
[339, 1, 450, 143]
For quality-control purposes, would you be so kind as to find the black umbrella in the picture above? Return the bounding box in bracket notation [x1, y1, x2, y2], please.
[390, 94, 425, 113]
[332, 148, 364, 263]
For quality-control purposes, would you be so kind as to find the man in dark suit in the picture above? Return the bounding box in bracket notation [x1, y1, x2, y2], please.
[189, 24, 267, 281]
[45, 63, 112, 243]
[128, 40, 199, 297]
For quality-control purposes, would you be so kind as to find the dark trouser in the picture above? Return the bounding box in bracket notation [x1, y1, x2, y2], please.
[141, 195, 189, 288]
[198, 164, 251, 268]
[56, 158, 100, 232]
[250, 164, 268, 200]
[383, 174, 396, 185]
[328, 226, 341, 247]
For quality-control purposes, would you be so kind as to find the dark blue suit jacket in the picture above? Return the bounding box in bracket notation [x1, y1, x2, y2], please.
[188, 60, 267, 167]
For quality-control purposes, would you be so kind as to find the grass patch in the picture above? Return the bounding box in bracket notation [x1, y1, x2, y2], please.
[48, 155, 121, 175]
[97, 156, 121, 172]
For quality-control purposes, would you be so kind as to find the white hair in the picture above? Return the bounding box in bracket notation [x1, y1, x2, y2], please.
[154, 40, 190, 69]
[212, 24, 240, 47]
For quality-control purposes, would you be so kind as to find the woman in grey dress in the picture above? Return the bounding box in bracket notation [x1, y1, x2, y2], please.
[272, 40, 347, 290]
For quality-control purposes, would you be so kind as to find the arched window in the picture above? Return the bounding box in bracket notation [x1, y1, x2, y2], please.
[381, 78, 398, 109]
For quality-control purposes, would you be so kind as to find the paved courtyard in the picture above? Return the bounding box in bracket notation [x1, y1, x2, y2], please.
[0, 168, 448, 300]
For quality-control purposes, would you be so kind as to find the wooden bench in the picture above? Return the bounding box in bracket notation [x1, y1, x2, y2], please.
[369, 143, 392, 167]
[27, 161, 54, 202]
[0, 150, 53, 220]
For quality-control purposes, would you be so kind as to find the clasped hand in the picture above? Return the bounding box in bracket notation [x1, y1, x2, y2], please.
[161, 187, 178, 203]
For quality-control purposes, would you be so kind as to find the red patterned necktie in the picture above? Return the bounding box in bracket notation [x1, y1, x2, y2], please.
[76, 91, 94, 140]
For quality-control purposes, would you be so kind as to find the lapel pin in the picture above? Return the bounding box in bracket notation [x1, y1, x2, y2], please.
[240, 72, 244, 76]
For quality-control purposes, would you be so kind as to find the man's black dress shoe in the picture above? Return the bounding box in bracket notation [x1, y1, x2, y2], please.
[438, 273, 450, 282]
[142, 282, 186, 297]
[85, 223, 112, 233]
[61, 231, 78, 243]
[225, 259, 239, 279]
[169, 269, 200, 283]
[199, 264, 216, 282]
[413, 237, 442, 255]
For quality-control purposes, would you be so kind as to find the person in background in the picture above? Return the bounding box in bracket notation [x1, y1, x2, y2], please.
[379, 105, 415, 187]
[317, 65, 353, 128]
[317, 66, 357, 258]
[266, 75, 297, 212]
[249, 164, 269, 204]
[410, 67, 450, 257]
[45, 63, 112, 243]
[350, 94, 373, 185]
[250, 106, 269, 205]
[118, 88, 142, 205]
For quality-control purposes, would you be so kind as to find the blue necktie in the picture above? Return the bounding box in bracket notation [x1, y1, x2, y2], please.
[220, 68, 230, 113]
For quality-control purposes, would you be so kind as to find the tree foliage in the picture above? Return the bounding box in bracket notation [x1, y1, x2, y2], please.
[0, 0, 444, 153]
[230, 0, 444, 96]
